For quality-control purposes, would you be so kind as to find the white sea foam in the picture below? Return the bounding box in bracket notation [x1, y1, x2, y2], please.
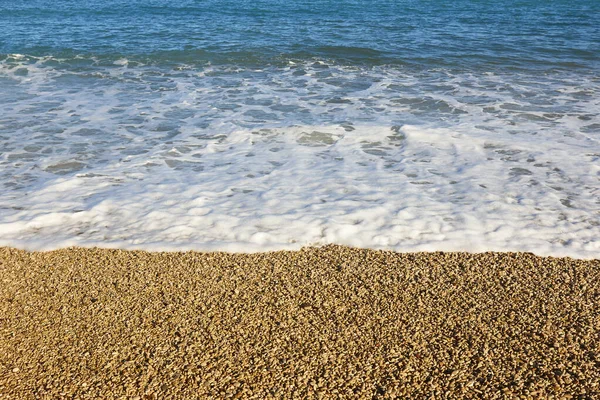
[0, 56, 599, 257]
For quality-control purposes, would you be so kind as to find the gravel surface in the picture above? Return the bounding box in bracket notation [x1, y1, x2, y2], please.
[1, 245, 599, 398]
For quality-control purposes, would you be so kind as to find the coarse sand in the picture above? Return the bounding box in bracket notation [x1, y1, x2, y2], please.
[1, 245, 599, 398]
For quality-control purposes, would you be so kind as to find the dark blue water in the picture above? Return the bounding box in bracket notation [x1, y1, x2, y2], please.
[1, 0, 599, 69]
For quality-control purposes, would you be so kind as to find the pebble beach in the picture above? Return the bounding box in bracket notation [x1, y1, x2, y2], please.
[2, 0, 600, 398]
[1, 245, 599, 398]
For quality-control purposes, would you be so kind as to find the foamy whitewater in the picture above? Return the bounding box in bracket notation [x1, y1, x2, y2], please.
[1, 1, 599, 257]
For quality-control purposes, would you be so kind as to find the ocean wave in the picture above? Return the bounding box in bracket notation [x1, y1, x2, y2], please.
[1, 57, 599, 257]
[1, 42, 598, 71]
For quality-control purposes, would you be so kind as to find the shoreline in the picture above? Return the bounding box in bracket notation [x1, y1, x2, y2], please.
[1, 241, 598, 261]
[2, 245, 599, 398]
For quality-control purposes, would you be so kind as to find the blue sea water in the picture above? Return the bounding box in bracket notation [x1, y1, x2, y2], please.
[0, 0, 599, 256]
[1, 0, 599, 69]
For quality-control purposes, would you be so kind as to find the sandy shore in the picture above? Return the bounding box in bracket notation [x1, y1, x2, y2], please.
[1, 245, 599, 398]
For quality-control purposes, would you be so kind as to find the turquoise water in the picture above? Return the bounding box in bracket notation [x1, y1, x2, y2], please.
[0, 1, 599, 256]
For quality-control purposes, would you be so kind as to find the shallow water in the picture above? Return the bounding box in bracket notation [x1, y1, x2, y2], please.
[1, 0, 599, 256]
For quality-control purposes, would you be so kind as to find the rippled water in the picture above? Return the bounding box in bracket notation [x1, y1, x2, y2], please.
[0, 0, 599, 256]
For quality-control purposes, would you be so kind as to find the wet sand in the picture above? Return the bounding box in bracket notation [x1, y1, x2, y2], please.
[1, 245, 599, 398]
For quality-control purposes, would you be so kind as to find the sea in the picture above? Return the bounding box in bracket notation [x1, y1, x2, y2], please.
[1, 0, 599, 257]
